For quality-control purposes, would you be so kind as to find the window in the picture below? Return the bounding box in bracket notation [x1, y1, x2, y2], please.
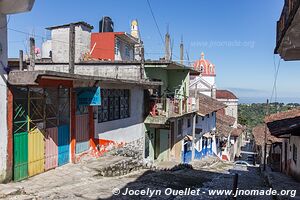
[196, 116, 199, 124]
[177, 119, 183, 137]
[293, 144, 297, 164]
[187, 118, 191, 128]
[125, 45, 130, 58]
[115, 39, 121, 56]
[202, 117, 204, 121]
[98, 89, 130, 123]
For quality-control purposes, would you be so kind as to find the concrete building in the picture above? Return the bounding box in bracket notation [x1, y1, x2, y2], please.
[252, 124, 282, 170]
[143, 61, 199, 163]
[5, 20, 161, 182]
[0, 0, 35, 183]
[192, 93, 226, 161]
[216, 90, 238, 128]
[216, 112, 236, 161]
[44, 22, 93, 63]
[265, 109, 300, 181]
[90, 32, 138, 61]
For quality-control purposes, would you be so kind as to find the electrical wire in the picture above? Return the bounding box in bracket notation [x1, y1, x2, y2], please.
[270, 55, 281, 103]
[146, 0, 164, 46]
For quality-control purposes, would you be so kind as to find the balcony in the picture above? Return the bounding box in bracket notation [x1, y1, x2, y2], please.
[144, 97, 199, 125]
[275, 0, 300, 60]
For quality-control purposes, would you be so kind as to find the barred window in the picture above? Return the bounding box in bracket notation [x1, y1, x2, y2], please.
[98, 89, 130, 123]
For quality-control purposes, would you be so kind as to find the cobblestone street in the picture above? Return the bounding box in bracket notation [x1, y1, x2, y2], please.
[0, 155, 278, 200]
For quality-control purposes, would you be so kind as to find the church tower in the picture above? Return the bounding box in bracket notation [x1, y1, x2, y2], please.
[190, 52, 216, 98]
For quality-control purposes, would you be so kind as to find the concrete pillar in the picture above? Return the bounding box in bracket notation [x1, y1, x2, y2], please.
[0, 14, 9, 182]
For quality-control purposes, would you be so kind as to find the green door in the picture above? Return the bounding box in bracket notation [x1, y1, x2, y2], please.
[13, 87, 29, 181]
[157, 129, 170, 162]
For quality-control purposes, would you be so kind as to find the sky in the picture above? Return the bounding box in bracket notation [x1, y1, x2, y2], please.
[7, 0, 300, 103]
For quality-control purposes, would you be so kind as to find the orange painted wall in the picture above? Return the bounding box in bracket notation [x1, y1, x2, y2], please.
[6, 87, 13, 182]
[90, 33, 115, 61]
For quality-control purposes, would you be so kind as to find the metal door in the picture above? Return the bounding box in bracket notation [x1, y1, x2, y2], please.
[75, 113, 90, 154]
[58, 125, 70, 166]
[13, 87, 29, 181]
[45, 127, 58, 170]
[28, 128, 45, 176]
[28, 88, 45, 176]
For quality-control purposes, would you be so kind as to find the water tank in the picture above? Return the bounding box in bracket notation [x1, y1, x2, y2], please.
[99, 16, 114, 32]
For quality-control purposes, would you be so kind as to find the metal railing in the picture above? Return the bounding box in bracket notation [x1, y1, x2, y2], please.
[149, 97, 198, 118]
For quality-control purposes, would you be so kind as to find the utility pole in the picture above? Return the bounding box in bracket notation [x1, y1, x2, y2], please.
[69, 23, 75, 74]
[19, 50, 23, 71]
[263, 99, 269, 171]
[29, 37, 35, 71]
[191, 113, 196, 162]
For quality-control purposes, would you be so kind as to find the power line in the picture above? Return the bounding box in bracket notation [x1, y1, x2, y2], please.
[270, 55, 281, 103]
[146, 0, 164, 46]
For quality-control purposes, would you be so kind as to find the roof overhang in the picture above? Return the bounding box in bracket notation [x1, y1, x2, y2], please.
[8, 70, 162, 88]
[115, 32, 139, 44]
[144, 60, 199, 74]
[266, 116, 300, 137]
[275, 1, 300, 60]
[0, 0, 35, 14]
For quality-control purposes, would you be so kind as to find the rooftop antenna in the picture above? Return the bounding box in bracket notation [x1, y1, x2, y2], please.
[180, 35, 184, 64]
[165, 23, 171, 61]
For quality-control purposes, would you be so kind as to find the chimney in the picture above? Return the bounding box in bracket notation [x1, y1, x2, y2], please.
[165, 32, 171, 61]
[180, 36, 184, 64]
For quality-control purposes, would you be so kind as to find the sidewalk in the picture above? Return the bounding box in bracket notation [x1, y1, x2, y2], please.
[262, 166, 300, 200]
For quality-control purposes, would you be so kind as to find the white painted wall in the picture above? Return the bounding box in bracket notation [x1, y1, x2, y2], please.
[195, 112, 217, 155]
[217, 99, 238, 127]
[0, 14, 8, 182]
[195, 112, 216, 134]
[202, 76, 215, 87]
[282, 136, 300, 180]
[50, 25, 91, 63]
[189, 75, 214, 98]
[114, 37, 134, 61]
[94, 86, 144, 143]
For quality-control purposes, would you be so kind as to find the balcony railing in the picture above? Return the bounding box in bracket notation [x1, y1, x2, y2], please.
[276, 0, 300, 49]
[149, 97, 199, 118]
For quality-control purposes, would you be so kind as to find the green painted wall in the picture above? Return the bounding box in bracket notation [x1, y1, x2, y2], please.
[168, 70, 189, 99]
[157, 129, 170, 162]
[144, 64, 190, 98]
[144, 67, 168, 95]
